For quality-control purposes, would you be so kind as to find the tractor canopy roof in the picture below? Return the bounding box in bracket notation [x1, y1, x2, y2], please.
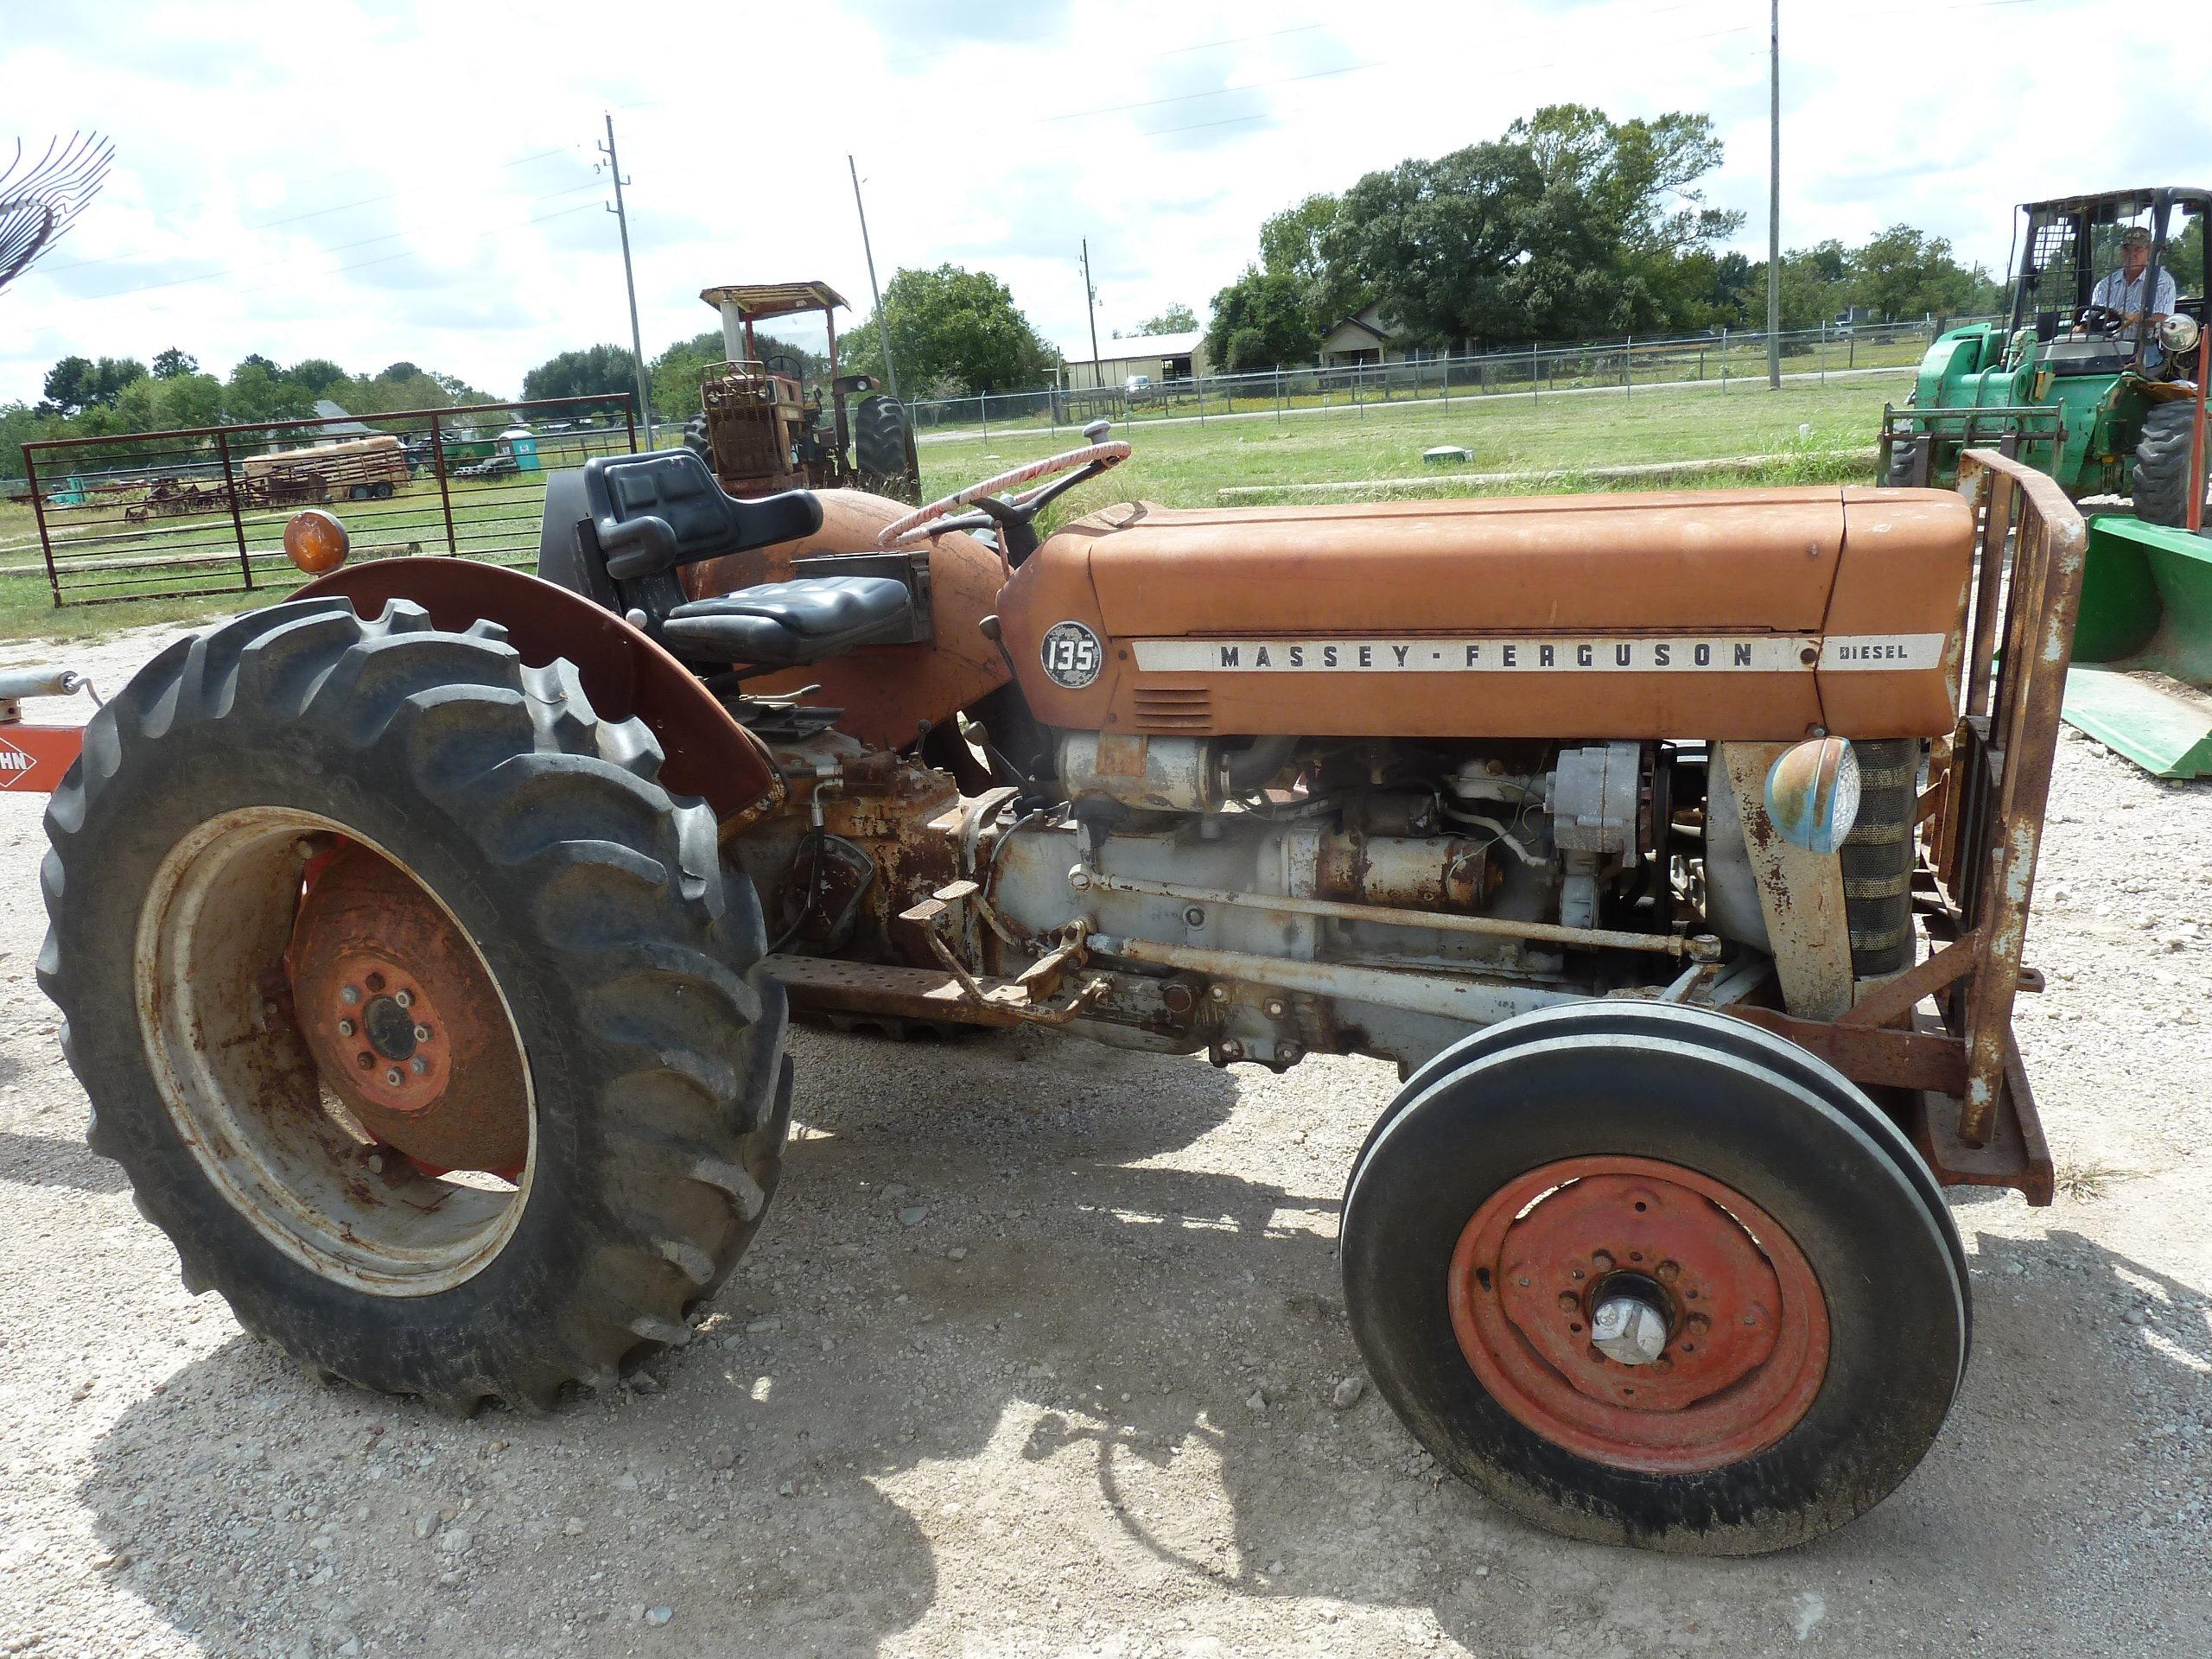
[2018, 187, 2212, 221]
[697, 281, 849, 322]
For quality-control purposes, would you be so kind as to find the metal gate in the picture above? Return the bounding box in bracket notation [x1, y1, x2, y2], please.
[20, 394, 637, 607]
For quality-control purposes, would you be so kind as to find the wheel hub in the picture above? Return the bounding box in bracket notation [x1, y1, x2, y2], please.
[1447, 1155, 1830, 1474]
[287, 843, 527, 1174]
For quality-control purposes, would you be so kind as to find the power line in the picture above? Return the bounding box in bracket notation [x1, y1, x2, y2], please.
[59, 179, 602, 303]
[37, 143, 582, 276]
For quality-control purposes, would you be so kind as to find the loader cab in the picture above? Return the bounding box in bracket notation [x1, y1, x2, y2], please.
[2010, 188, 2208, 369]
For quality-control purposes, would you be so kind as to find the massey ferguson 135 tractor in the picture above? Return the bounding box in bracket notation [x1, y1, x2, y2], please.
[35, 432, 2085, 1555]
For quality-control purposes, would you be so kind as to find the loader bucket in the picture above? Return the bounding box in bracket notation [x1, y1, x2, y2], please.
[2060, 514, 2212, 778]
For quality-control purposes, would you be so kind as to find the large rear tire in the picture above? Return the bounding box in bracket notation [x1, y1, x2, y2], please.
[854, 393, 919, 503]
[2132, 399, 2196, 526]
[1343, 1004, 1966, 1554]
[41, 598, 789, 1413]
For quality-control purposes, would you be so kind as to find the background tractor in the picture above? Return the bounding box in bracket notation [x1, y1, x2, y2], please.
[683, 280, 921, 505]
[35, 432, 2084, 1557]
[1881, 187, 2212, 779]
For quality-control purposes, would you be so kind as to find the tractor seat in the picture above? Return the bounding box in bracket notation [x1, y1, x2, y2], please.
[663, 576, 916, 668]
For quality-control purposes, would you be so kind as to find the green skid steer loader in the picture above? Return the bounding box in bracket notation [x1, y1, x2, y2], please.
[1880, 187, 2212, 777]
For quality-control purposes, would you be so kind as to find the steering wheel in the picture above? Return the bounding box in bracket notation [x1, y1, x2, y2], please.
[878, 424, 1131, 556]
[763, 351, 804, 379]
[2077, 303, 2130, 339]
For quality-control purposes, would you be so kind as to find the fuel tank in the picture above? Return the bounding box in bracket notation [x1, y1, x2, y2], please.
[995, 486, 1974, 741]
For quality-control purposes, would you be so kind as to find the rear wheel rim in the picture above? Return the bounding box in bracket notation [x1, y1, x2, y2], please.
[134, 806, 534, 1296]
[1447, 1154, 1829, 1475]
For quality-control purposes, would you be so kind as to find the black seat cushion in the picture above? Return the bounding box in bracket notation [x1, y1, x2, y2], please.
[662, 576, 916, 667]
[580, 449, 821, 582]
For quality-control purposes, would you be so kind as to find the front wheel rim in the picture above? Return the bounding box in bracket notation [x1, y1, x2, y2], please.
[134, 806, 536, 1296]
[1447, 1155, 1830, 1475]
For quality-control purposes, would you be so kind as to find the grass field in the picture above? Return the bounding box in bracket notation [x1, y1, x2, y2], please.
[0, 374, 1906, 649]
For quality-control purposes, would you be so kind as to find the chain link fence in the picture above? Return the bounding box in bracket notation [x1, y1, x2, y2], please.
[906, 318, 1986, 441]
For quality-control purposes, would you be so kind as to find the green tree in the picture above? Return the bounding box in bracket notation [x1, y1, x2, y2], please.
[150, 347, 198, 379]
[1849, 224, 1979, 323]
[41, 354, 144, 415]
[839, 264, 1058, 395]
[1321, 105, 1742, 347]
[41, 355, 97, 416]
[1202, 269, 1322, 371]
[1125, 302, 1197, 336]
[225, 356, 313, 425]
[521, 344, 639, 403]
[289, 358, 352, 398]
[1257, 193, 1370, 331]
[156, 372, 226, 429]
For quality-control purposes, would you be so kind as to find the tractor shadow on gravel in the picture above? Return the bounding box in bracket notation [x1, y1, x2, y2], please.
[76, 1027, 2212, 1656]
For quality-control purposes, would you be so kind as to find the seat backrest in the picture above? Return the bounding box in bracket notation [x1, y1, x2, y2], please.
[580, 449, 821, 582]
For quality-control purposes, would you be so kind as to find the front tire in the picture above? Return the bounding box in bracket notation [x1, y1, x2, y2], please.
[2132, 399, 2196, 526]
[41, 598, 790, 1412]
[1344, 1004, 1966, 1554]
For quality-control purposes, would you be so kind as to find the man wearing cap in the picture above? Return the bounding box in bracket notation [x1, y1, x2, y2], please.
[2090, 226, 2177, 362]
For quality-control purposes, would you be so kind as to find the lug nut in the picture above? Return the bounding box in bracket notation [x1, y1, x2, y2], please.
[1207, 985, 1229, 1002]
[410, 1056, 429, 1077]
[1262, 999, 1287, 1019]
[1274, 1041, 1301, 1065]
[412, 1023, 431, 1043]
[356, 1052, 374, 1070]
[384, 1068, 404, 1087]
[394, 989, 413, 1009]
[1590, 1250, 1616, 1274]
[340, 985, 362, 1006]
[336, 1019, 355, 1038]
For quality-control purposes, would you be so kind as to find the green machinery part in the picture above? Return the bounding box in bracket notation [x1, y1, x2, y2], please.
[2063, 514, 2212, 778]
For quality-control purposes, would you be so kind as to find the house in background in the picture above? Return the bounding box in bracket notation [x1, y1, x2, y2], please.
[1318, 303, 1462, 369]
[1059, 328, 1210, 391]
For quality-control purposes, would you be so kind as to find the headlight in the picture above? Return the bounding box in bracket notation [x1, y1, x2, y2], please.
[1764, 736, 1861, 855]
[2159, 313, 2201, 358]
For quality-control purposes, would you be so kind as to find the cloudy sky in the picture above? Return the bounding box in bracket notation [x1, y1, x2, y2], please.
[1, 0, 2183, 407]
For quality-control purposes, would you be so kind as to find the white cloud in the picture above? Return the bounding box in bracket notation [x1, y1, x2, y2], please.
[0, 0, 2181, 409]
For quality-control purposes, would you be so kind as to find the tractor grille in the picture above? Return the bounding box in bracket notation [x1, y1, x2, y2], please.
[1131, 683, 1213, 734]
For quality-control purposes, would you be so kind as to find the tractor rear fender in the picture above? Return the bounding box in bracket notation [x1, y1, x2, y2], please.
[294, 559, 781, 824]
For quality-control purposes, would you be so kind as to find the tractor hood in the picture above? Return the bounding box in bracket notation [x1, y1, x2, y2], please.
[998, 486, 1974, 742]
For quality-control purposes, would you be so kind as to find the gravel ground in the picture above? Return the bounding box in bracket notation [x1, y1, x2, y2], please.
[1, 625, 2208, 1659]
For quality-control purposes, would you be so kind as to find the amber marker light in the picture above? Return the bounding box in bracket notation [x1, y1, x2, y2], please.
[283, 508, 351, 575]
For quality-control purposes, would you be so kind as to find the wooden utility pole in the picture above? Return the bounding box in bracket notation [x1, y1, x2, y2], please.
[600, 114, 653, 442]
[849, 156, 899, 401]
[1766, 0, 1782, 391]
[1081, 238, 1103, 391]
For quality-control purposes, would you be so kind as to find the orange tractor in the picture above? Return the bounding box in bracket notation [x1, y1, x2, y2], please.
[685, 280, 920, 504]
[33, 434, 2082, 1554]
